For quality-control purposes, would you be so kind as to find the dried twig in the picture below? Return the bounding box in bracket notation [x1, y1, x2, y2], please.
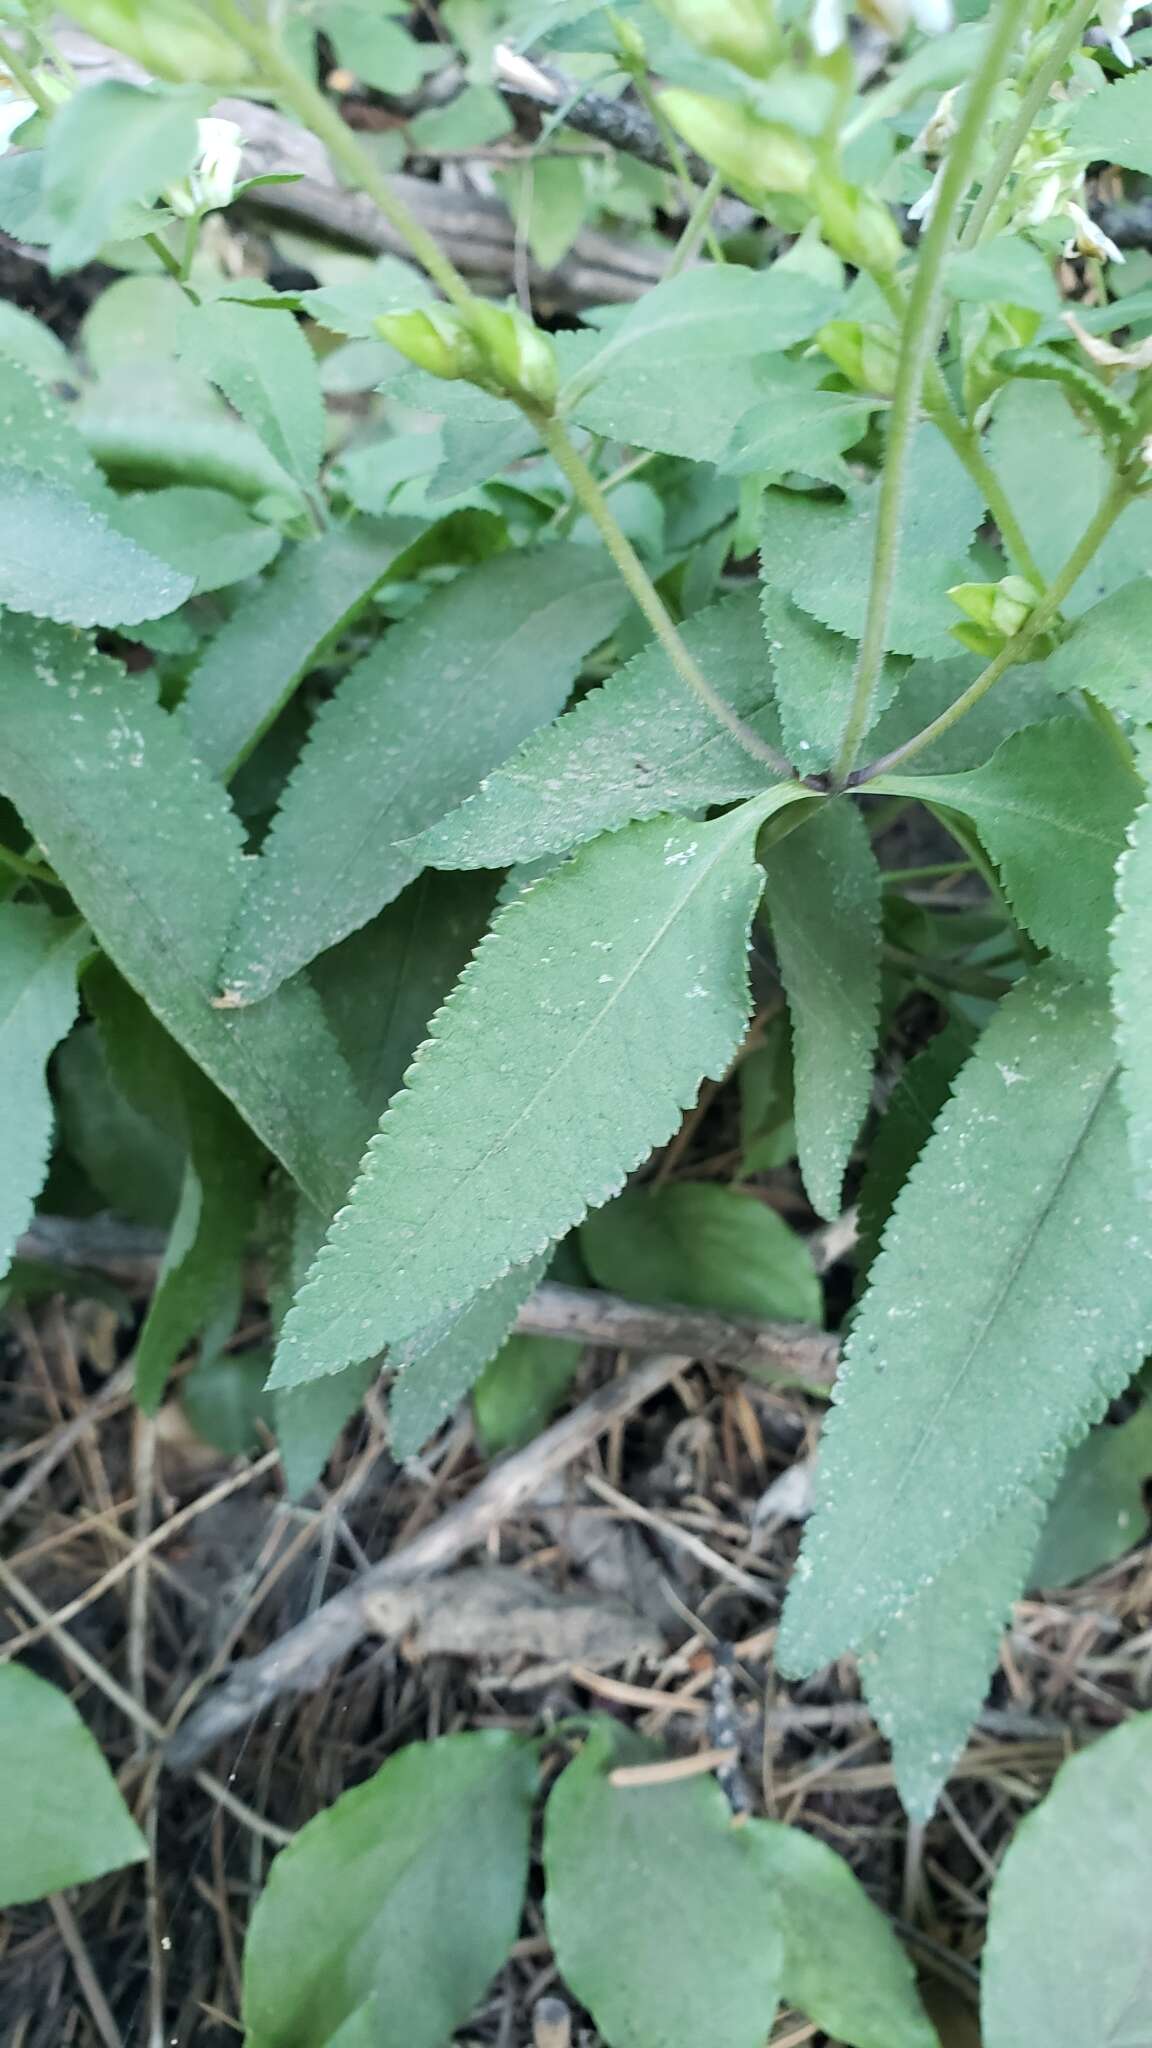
[515, 1281, 839, 1386]
[165, 1352, 692, 1770]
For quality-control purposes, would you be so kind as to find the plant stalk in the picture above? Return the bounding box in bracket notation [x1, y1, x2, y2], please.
[959, 0, 1098, 250]
[831, 0, 1034, 788]
[529, 409, 793, 775]
[857, 476, 1132, 780]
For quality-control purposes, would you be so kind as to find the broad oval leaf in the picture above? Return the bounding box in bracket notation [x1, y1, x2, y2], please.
[742, 1819, 939, 2048]
[779, 965, 1152, 1672]
[112, 486, 282, 594]
[873, 716, 1140, 980]
[270, 799, 778, 1387]
[0, 906, 86, 1277]
[0, 465, 193, 626]
[0, 1662, 147, 1906]
[982, 1711, 1152, 2048]
[415, 589, 792, 872]
[543, 1723, 784, 2048]
[220, 547, 629, 1002]
[581, 1183, 822, 1325]
[761, 800, 882, 1220]
[242, 1731, 535, 2048]
[0, 617, 367, 1215]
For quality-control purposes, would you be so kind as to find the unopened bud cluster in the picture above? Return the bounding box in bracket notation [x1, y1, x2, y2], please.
[376, 301, 559, 409]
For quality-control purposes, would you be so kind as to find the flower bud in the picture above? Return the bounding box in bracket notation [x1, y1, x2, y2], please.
[467, 302, 559, 406]
[375, 306, 483, 383]
[948, 575, 1041, 655]
[63, 1, 252, 84]
[817, 318, 899, 394]
[813, 172, 903, 275]
[652, 0, 777, 76]
[658, 89, 815, 201]
[167, 116, 244, 218]
[610, 11, 648, 65]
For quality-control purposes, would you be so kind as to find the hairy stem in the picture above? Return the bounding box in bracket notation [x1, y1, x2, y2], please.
[858, 477, 1132, 780]
[960, 0, 1098, 250]
[530, 409, 792, 774]
[208, 0, 476, 312]
[832, 0, 1033, 787]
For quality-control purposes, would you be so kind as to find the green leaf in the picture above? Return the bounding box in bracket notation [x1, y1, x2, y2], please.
[981, 1711, 1152, 2048]
[313, 870, 496, 1121]
[761, 801, 882, 1219]
[741, 1820, 939, 2048]
[865, 651, 1061, 775]
[543, 1723, 784, 2048]
[759, 430, 984, 657]
[183, 1346, 276, 1458]
[1113, 737, 1152, 1205]
[134, 1077, 265, 1412]
[0, 298, 74, 383]
[0, 617, 367, 1216]
[873, 717, 1140, 979]
[219, 548, 630, 1002]
[179, 298, 324, 488]
[859, 1497, 1045, 1820]
[497, 155, 590, 271]
[389, 1253, 551, 1459]
[180, 519, 422, 778]
[564, 266, 843, 462]
[1031, 1392, 1152, 1588]
[0, 465, 193, 625]
[54, 1020, 184, 1227]
[944, 236, 1061, 316]
[415, 589, 794, 872]
[321, 5, 444, 93]
[242, 1732, 535, 2048]
[581, 1183, 822, 1324]
[0, 907, 86, 1277]
[738, 1013, 796, 1174]
[1046, 577, 1152, 721]
[474, 1330, 583, 1455]
[270, 799, 779, 1387]
[854, 1016, 974, 1282]
[779, 964, 1152, 1672]
[112, 486, 282, 595]
[269, 1191, 380, 1499]
[0, 1662, 147, 1906]
[1067, 66, 1152, 175]
[0, 354, 107, 501]
[78, 360, 310, 516]
[987, 383, 1152, 617]
[40, 80, 205, 272]
[408, 85, 513, 150]
[722, 360, 874, 481]
[994, 344, 1137, 440]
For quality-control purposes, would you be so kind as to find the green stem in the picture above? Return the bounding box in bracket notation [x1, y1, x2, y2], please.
[529, 409, 792, 775]
[832, 0, 1033, 788]
[208, 0, 476, 313]
[0, 30, 51, 110]
[631, 70, 726, 268]
[959, 0, 1098, 250]
[0, 842, 58, 887]
[667, 169, 725, 278]
[858, 476, 1132, 780]
[883, 942, 1013, 999]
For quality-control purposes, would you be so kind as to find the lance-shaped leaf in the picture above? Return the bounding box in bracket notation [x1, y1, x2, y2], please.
[981, 1710, 1152, 2048]
[0, 907, 86, 1277]
[271, 799, 779, 1387]
[415, 589, 791, 872]
[859, 1489, 1050, 1820]
[1112, 734, 1152, 1202]
[873, 716, 1140, 980]
[761, 800, 882, 1220]
[181, 519, 422, 778]
[179, 296, 324, 488]
[220, 548, 628, 1003]
[0, 465, 193, 626]
[779, 965, 1152, 1673]
[0, 617, 366, 1216]
[759, 585, 906, 775]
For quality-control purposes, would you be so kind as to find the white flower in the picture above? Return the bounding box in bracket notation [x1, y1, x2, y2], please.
[1096, 0, 1135, 65]
[907, 163, 944, 227]
[811, 0, 950, 52]
[914, 85, 959, 156]
[167, 116, 244, 218]
[810, 0, 847, 54]
[1016, 167, 1065, 226]
[1063, 198, 1125, 264]
[0, 92, 35, 153]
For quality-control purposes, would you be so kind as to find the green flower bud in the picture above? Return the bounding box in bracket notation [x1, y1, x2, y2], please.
[375, 307, 482, 383]
[948, 575, 1042, 655]
[813, 172, 903, 275]
[817, 318, 900, 395]
[467, 302, 559, 407]
[658, 89, 815, 202]
[961, 301, 1040, 418]
[652, 0, 777, 76]
[610, 9, 648, 64]
[62, 1, 252, 85]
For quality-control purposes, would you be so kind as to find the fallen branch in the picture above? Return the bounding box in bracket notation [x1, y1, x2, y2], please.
[164, 1350, 691, 1769]
[514, 1281, 838, 1386]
